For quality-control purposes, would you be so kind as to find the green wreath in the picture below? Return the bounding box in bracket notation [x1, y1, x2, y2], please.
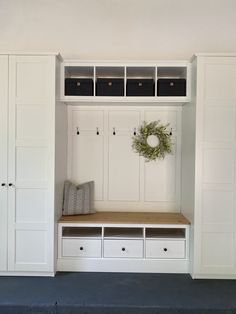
[132, 121, 172, 161]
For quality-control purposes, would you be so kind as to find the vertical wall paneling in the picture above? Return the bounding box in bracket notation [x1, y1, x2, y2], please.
[68, 106, 181, 212]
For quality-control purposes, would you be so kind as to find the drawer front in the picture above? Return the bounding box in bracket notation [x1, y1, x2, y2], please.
[62, 239, 102, 258]
[104, 240, 143, 258]
[146, 240, 185, 259]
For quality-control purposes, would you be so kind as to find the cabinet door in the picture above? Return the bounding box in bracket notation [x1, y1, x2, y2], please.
[8, 56, 56, 272]
[108, 111, 140, 201]
[0, 55, 8, 271]
[195, 57, 236, 276]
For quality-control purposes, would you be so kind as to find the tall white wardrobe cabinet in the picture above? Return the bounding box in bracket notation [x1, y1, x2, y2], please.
[0, 53, 67, 276]
[182, 54, 236, 279]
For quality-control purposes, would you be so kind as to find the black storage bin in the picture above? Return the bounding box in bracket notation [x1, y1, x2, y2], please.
[96, 78, 124, 96]
[157, 79, 186, 96]
[126, 79, 155, 96]
[65, 78, 94, 96]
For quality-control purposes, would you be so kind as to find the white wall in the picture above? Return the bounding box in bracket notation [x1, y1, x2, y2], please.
[0, 0, 236, 60]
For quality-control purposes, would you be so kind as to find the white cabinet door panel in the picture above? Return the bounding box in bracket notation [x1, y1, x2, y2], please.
[15, 188, 47, 223]
[204, 63, 236, 102]
[203, 148, 235, 184]
[16, 105, 49, 140]
[8, 56, 55, 272]
[201, 232, 235, 273]
[16, 147, 48, 182]
[0, 55, 8, 271]
[108, 135, 140, 201]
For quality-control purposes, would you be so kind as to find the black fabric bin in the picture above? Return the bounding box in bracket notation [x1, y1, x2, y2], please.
[65, 78, 94, 96]
[157, 79, 186, 96]
[96, 78, 124, 96]
[126, 79, 155, 96]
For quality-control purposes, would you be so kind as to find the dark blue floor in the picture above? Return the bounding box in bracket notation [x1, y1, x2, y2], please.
[0, 272, 236, 314]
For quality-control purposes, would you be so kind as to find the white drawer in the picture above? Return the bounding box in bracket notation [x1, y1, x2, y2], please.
[146, 239, 185, 259]
[62, 238, 102, 258]
[104, 240, 143, 258]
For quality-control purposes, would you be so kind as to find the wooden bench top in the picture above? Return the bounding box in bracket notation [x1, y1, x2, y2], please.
[58, 212, 190, 225]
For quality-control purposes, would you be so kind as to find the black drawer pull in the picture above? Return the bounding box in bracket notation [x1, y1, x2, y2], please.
[8, 183, 13, 187]
[1, 183, 6, 186]
[80, 247, 84, 251]
[121, 247, 126, 251]
[163, 248, 168, 252]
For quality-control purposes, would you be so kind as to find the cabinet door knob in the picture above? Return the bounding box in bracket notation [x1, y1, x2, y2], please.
[163, 248, 168, 252]
[8, 183, 13, 187]
[122, 247, 126, 251]
[80, 247, 84, 251]
[1, 183, 6, 187]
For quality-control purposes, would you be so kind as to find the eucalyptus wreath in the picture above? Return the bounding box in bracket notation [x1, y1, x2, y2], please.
[132, 121, 172, 161]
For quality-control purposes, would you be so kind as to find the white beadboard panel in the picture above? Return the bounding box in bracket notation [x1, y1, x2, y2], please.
[72, 110, 104, 132]
[203, 148, 235, 184]
[16, 105, 49, 140]
[204, 63, 236, 102]
[15, 230, 47, 264]
[108, 135, 140, 201]
[15, 188, 47, 223]
[202, 190, 235, 225]
[16, 147, 48, 182]
[108, 110, 140, 132]
[144, 110, 177, 131]
[144, 148, 176, 202]
[203, 106, 236, 142]
[201, 232, 235, 268]
[16, 59, 53, 102]
[71, 134, 104, 201]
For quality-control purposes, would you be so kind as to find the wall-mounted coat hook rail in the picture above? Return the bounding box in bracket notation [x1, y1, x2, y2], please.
[76, 127, 80, 135]
[113, 127, 116, 135]
[96, 127, 99, 135]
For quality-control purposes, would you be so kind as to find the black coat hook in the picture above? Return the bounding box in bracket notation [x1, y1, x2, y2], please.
[133, 128, 137, 136]
[169, 128, 172, 136]
[76, 127, 80, 135]
[96, 127, 99, 135]
[113, 127, 116, 135]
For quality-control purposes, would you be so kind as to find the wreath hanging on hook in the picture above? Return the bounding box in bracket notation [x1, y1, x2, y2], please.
[132, 121, 172, 162]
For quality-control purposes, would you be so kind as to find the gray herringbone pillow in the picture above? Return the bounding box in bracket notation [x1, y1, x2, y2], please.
[62, 180, 95, 215]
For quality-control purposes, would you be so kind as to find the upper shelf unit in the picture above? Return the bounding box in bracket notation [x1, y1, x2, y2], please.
[61, 61, 191, 104]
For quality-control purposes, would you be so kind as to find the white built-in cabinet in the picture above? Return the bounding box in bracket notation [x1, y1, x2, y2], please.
[182, 54, 236, 279]
[0, 53, 67, 276]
